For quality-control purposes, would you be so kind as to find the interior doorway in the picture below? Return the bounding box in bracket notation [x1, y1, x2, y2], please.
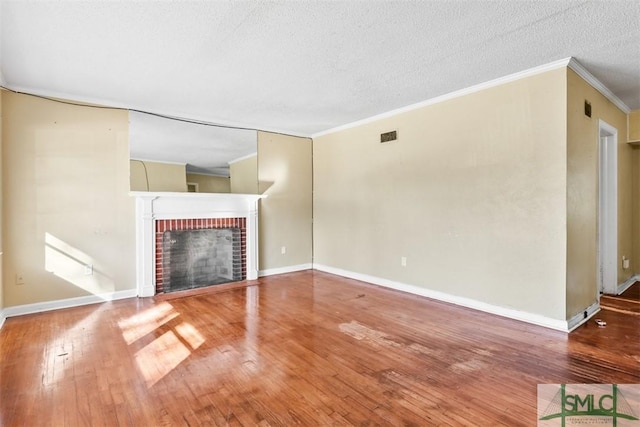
[598, 120, 618, 295]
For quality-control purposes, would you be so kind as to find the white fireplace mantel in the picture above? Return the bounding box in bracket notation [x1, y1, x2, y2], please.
[130, 191, 265, 297]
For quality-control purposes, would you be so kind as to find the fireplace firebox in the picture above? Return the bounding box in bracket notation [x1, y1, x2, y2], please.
[162, 228, 243, 292]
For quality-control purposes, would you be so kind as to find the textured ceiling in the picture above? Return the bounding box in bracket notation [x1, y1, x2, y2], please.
[1, 1, 639, 174]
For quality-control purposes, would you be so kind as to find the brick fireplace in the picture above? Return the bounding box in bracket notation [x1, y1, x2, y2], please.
[131, 192, 263, 297]
[155, 217, 246, 293]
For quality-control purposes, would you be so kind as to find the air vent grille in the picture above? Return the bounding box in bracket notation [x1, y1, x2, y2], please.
[380, 130, 397, 143]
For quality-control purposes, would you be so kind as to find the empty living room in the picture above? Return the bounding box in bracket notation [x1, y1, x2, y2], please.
[0, 1, 639, 426]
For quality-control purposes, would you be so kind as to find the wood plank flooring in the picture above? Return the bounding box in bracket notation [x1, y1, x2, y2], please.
[1, 271, 638, 426]
[600, 282, 640, 315]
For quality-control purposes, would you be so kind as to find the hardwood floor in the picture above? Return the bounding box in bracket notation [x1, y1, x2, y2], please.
[1, 271, 638, 426]
[600, 282, 640, 315]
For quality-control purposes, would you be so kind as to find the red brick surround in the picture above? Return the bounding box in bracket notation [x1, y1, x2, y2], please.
[155, 217, 247, 294]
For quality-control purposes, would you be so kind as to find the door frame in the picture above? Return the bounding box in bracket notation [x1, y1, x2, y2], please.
[597, 119, 618, 295]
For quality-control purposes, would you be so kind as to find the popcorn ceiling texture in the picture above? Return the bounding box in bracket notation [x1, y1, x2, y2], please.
[1, 1, 638, 171]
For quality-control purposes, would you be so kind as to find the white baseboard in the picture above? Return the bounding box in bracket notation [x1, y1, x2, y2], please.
[313, 264, 570, 332]
[0, 309, 6, 330]
[617, 274, 639, 295]
[259, 263, 313, 277]
[566, 301, 601, 332]
[0, 289, 137, 325]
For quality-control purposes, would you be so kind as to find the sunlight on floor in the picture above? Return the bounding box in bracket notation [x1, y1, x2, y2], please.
[243, 286, 260, 373]
[175, 322, 205, 349]
[44, 232, 114, 297]
[119, 303, 206, 388]
[134, 330, 191, 388]
[117, 302, 179, 345]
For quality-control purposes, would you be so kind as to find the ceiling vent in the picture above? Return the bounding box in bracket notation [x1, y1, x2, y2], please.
[380, 130, 398, 143]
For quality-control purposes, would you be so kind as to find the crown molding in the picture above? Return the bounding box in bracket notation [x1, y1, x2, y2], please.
[130, 158, 187, 166]
[228, 152, 258, 165]
[312, 58, 574, 138]
[185, 171, 230, 178]
[567, 58, 630, 114]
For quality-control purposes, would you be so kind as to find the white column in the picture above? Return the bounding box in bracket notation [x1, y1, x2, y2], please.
[135, 196, 157, 297]
[245, 198, 260, 280]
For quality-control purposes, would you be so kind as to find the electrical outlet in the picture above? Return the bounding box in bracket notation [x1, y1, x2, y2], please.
[622, 256, 630, 270]
[84, 264, 93, 275]
[281, 246, 286, 255]
[16, 273, 25, 285]
[401, 257, 407, 267]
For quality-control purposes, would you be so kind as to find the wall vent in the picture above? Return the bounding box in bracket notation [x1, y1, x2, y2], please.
[380, 130, 398, 143]
[584, 100, 592, 118]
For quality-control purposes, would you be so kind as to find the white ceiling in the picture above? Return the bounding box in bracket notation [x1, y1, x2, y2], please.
[1, 1, 639, 174]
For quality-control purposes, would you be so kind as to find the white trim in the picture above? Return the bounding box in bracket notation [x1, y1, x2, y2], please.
[228, 152, 257, 165]
[598, 120, 619, 295]
[129, 191, 264, 199]
[130, 158, 187, 166]
[7, 58, 629, 140]
[313, 264, 569, 332]
[312, 58, 573, 138]
[312, 57, 631, 138]
[566, 301, 601, 332]
[0, 289, 137, 322]
[185, 171, 230, 178]
[0, 309, 6, 330]
[259, 263, 313, 277]
[568, 58, 631, 114]
[618, 274, 640, 295]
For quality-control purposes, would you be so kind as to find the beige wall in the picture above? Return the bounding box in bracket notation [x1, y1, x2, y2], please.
[2, 92, 136, 306]
[634, 145, 640, 284]
[632, 110, 640, 279]
[130, 160, 187, 192]
[629, 110, 640, 141]
[230, 154, 258, 194]
[0, 90, 3, 311]
[635, 148, 640, 281]
[566, 69, 632, 317]
[258, 132, 312, 271]
[314, 69, 568, 321]
[186, 173, 230, 193]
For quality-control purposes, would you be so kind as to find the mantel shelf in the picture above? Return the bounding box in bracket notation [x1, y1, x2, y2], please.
[129, 191, 266, 201]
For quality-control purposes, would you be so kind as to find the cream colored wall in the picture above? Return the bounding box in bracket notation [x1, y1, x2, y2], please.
[129, 160, 187, 192]
[2, 92, 136, 306]
[230, 154, 258, 194]
[186, 173, 230, 193]
[0, 90, 3, 311]
[258, 132, 312, 271]
[314, 69, 568, 321]
[566, 69, 631, 317]
[634, 143, 640, 280]
[629, 110, 640, 141]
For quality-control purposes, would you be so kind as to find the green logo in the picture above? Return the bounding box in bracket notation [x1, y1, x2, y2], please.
[538, 384, 639, 426]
